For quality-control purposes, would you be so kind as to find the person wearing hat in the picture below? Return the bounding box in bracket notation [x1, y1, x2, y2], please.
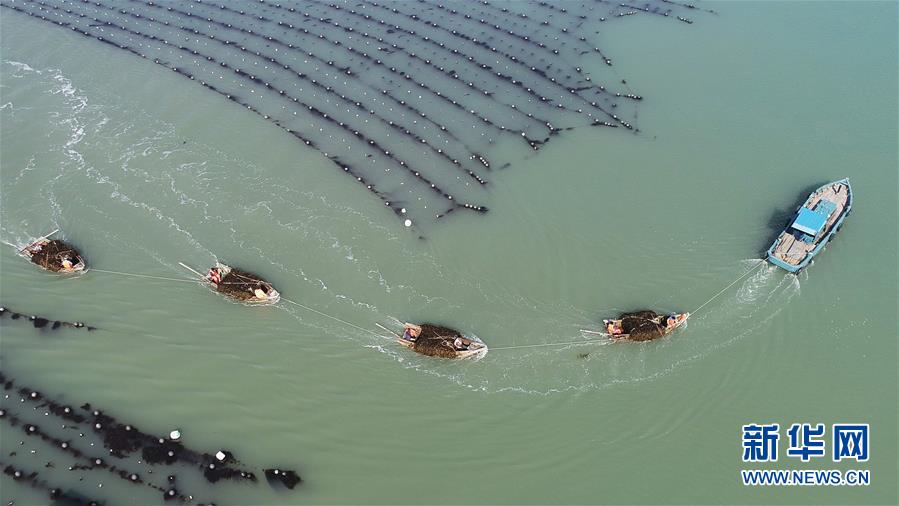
[453, 337, 471, 350]
[206, 267, 222, 285]
[606, 320, 623, 336]
[666, 314, 686, 330]
[401, 323, 421, 341]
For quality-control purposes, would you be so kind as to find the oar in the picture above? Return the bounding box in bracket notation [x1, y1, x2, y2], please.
[178, 262, 205, 279]
[41, 228, 59, 240]
[579, 329, 607, 336]
[375, 322, 401, 338]
[19, 228, 60, 252]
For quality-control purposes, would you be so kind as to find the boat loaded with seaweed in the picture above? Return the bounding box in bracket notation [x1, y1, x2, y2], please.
[180, 261, 280, 304]
[206, 262, 280, 304]
[15, 229, 86, 274]
[379, 323, 488, 359]
[766, 179, 852, 273]
[601, 311, 689, 342]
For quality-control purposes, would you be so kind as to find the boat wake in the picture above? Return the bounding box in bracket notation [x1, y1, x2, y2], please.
[688, 260, 800, 347]
[356, 260, 801, 395]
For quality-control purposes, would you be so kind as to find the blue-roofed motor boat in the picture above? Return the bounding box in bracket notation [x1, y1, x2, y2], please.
[766, 179, 852, 273]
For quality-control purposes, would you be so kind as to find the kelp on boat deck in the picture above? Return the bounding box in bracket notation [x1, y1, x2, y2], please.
[216, 267, 274, 301]
[411, 324, 465, 358]
[26, 239, 82, 272]
[619, 310, 666, 341]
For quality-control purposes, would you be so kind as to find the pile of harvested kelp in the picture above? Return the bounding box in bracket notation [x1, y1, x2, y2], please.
[619, 310, 666, 341]
[27, 239, 82, 272]
[217, 268, 273, 301]
[411, 324, 465, 358]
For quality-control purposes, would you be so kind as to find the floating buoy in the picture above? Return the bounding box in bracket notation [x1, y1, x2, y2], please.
[169, 429, 181, 441]
[404, 219, 412, 227]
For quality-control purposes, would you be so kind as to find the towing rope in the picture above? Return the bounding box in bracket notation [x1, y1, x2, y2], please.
[281, 297, 382, 338]
[90, 268, 199, 283]
[686, 259, 767, 320]
[491, 259, 768, 351]
[89, 260, 771, 352]
[489, 340, 594, 351]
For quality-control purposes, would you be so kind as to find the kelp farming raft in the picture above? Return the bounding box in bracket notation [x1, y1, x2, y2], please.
[0, 371, 302, 505]
[181, 262, 280, 305]
[0, 0, 708, 230]
[600, 311, 689, 342]
[13, 229, 86, 273]
[387, 323, 488, 359]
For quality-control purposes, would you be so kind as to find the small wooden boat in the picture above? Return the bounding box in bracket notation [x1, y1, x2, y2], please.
[391, 323, 488, 359]
[766, 179, 852, 273]
[601, 311, 689, 342]
[193, 262, 280, 305]
[18, 230, 86, 274]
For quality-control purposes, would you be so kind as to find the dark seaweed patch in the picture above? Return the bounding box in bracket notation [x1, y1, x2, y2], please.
[2, 462, 103, 506]
[264, 468, 301, 490]
[0, 306, 95, 332]
[0, 372, 300, 503]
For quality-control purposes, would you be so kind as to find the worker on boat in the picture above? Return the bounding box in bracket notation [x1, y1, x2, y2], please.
[606, 320, 623, 336]
[401, 324, 421, 342]
[60, 256, 75, 272]
[206, 267, 222, 285]
[253, 284, 269, 300]
[666, 314, 687, 330]
[453, 337, 472, 351]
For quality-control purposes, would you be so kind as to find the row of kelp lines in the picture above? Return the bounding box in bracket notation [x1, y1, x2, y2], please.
[0, 0, 706, 229]
[0, 368, 301, 505]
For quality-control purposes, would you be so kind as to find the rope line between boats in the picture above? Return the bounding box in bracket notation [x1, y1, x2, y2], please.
[89, 259, 770, 353]
[91, 267, 382, 338]
[281, 297, 382, 338]
[490, 340, 595, 351]
[90, 268, 200, 283]
[685, 259, 767, 319]
[491, 259, 769, 352]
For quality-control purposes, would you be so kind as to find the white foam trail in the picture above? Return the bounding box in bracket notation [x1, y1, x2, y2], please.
[3, 60, 41, 76]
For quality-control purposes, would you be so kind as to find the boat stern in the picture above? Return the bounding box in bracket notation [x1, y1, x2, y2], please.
[666, 312, 690, 332]
[460, 341, 488, 359]
[766, 253, 801, 273]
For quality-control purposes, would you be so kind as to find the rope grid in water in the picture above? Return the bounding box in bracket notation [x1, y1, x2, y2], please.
[0, 0, 705, 230]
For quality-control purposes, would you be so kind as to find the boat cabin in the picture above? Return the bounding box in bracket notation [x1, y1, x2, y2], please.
[790, 200, 836, 243]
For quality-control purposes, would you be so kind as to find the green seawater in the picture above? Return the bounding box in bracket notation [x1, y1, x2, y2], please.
[1, 1, 897, 504]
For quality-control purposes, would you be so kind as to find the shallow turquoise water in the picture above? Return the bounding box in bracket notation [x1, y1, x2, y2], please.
[1, 1, 897, 505]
